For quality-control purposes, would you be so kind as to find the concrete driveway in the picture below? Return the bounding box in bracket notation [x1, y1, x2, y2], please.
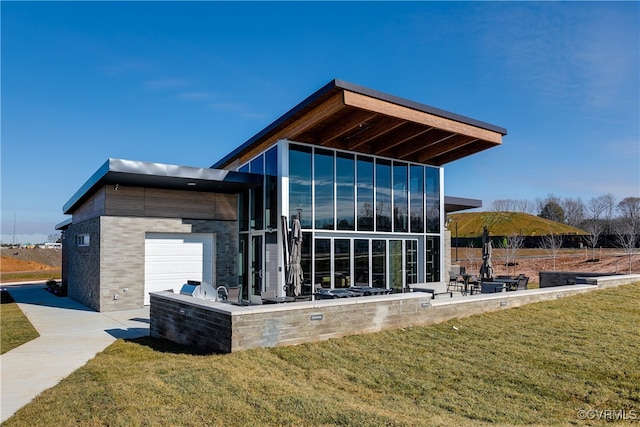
[0, 282, 149, 423]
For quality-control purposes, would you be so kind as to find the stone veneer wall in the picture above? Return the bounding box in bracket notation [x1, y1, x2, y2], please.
[150, 274, 640, 353]
[66, 216, 237, 312]
[65, 217, 101, 311]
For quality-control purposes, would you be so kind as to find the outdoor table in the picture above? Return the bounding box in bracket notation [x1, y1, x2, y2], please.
[460, 274, 475, 295]
[262, 296, 296, 304]
[348, 286, 388, 296]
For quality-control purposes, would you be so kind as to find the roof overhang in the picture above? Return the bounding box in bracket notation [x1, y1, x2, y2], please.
[63, 158, 262, 214]
[212, 79, 507, 169]
[444, 196, 482, 213]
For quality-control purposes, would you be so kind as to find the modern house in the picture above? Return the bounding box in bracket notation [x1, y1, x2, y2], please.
[58, 79, 506, 312]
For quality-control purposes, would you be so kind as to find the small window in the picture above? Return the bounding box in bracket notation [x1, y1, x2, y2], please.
[76, 234, 90, 247]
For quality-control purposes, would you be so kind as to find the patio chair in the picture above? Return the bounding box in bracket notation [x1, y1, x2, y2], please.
[447, 272, 464, 293]
[516, 276, 529, 291]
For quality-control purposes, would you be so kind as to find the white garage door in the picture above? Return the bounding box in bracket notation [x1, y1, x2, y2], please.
[144, 233, 214, 305]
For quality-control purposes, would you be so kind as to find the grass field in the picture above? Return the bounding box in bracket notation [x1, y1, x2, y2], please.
[3, 283, 639, 426]
[0, 290, 39, 354]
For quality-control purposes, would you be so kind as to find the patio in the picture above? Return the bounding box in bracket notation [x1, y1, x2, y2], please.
[149, 273, 640, 353]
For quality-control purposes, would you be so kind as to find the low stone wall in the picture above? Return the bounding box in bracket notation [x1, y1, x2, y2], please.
[539, 271, 618, 288]
[150, 275, 640, 353]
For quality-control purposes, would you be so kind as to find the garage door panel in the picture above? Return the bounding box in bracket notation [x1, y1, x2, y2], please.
[144, 233, 214, 305]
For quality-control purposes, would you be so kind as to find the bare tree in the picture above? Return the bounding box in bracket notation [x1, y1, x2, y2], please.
[499, 234, 525, 275]
[561, 197, 586, 227]
[539, 232, 564, 271]
[584, 195, 613, 260]
[615, 197, 640, 273]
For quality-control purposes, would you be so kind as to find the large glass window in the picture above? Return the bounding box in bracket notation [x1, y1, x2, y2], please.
[357, 156, 374, 231]
[336, 152, 355, 230]
[334, 239, 351, 288]
[376, 159, 392, 232]
[409, 165, 424, 233]
[314, 149, 334, 230]
[355, 239, 370, 285]
[426, 166, 440, 233]
[372, 240, 387, 288]
[393, 162, 408, 232]
[315, 238, 331, 288]
[265, 147, 278, 230]
[250, 156, 264, 230]
[289, 145, 312, 228]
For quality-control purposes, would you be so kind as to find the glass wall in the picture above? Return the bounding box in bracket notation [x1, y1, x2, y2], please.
[389, 240, 403, 292]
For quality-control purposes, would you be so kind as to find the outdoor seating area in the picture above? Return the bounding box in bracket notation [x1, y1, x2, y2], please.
[447, 272, 530, 295]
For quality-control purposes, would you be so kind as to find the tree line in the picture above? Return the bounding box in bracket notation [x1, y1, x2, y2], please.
[489, 194, 639, 272]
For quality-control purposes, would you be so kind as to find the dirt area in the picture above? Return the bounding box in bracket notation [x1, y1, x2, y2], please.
[1, 247, 61, 272]
[454, 248, 640, 283]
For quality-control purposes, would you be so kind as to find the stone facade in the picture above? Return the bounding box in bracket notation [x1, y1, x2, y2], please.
[63, 186, 239, 312]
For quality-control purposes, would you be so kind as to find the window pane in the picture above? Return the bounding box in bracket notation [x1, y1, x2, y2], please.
[426, 166, 440, 233]
[289, 145, 312, 228]
[334, 239, 350, 288]
[315, 238, 331, 289]
[372, 239, 386, 288]
[355, 239, 370, 286]
[336, 152, 355, 230]
[314, 149, 334, 230]
[239, 164, 250, 231]
[390, 240, 403, 292]
[265, 147, 278, 230]
[357, 156, 374, 231]
[301, 232, 312, 295]
[406, 240, 418, 286]
[393, 162, 408, 232]
[376, 159, 392, 232]
[410, 165, 424, 233]
[250, 155, 264, 230]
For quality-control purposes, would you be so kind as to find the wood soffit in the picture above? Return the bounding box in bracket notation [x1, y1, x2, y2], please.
[214, 80, 506, 168]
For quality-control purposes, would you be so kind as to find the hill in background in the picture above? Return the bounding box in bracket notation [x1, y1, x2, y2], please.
[448, 212, 587, 238]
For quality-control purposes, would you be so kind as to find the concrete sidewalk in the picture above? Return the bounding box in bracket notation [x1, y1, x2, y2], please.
[0, 282, 150, 423]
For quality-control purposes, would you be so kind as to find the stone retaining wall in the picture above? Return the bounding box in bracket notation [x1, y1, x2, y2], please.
[539, 271, 618, 288]
[150, 275, 640, 353]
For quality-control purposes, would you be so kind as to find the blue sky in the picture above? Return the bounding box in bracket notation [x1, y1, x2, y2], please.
[2, 1, 638, 244]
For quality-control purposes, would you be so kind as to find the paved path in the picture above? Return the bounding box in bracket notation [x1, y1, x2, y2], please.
[0, 282, 150, 423]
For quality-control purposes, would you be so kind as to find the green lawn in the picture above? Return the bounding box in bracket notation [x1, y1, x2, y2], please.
[4, 283, 640, 426]
[1, 290, 39, 354]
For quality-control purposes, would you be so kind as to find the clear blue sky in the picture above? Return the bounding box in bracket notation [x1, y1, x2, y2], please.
[2, 1, 638, 244]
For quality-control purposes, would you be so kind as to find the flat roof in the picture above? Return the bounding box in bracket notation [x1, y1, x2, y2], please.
[63, 158, 262, 214]
[444, 196, 482, 213]
[212, 79, 507, 169]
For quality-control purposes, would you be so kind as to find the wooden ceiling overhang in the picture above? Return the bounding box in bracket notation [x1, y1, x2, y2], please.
[212, 79, 507, 170]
